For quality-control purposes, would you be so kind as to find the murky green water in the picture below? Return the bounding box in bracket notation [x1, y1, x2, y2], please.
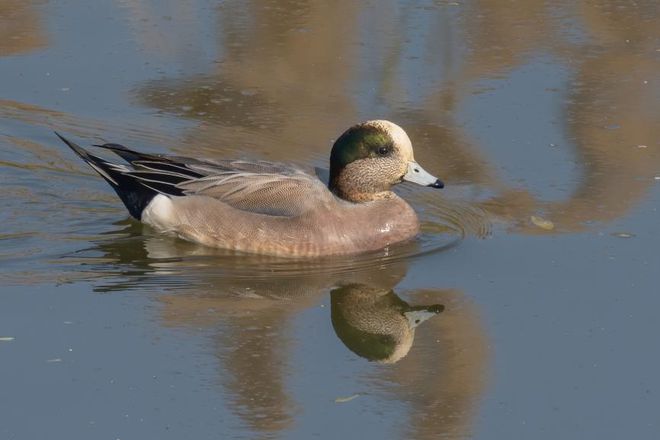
[2, 1, 660, 439]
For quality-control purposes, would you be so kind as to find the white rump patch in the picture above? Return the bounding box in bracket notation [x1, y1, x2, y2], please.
[142, 194, 175, 231]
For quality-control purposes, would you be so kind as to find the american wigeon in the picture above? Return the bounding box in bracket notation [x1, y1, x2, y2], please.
[58, 120, 443, 257]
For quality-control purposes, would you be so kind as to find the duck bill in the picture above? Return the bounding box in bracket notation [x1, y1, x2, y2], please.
[402, 161, 444, 188]
[404, 307, 443, 329]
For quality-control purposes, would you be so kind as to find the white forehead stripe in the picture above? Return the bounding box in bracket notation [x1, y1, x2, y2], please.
[363, 120, 414, 160]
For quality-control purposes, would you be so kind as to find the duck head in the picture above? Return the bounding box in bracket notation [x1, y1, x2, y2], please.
[329, 120, 444, 202]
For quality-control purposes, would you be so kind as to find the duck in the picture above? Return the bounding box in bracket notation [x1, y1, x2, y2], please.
[57, 120, 444, 257]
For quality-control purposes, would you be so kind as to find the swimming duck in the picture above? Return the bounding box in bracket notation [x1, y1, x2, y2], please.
[58, 120, 443, 257]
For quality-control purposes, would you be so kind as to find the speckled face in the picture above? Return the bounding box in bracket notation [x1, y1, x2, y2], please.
[329, 120, 442, 201]
[330, 121, 410, 184]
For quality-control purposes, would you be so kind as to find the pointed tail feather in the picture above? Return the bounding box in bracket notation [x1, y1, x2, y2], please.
[56, 132, 159, 219]
[93, 142, 205, 179]
[93, 142, 163, 164]
[56, 132, 123, 186]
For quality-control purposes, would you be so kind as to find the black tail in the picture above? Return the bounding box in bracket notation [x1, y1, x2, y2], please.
[92, 142, 165, 164]
[56, 132, 161, 220]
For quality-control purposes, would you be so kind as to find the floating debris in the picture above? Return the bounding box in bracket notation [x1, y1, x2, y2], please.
[611, 232, 635, 239]
[0, 337, 15, 342]
[530, 215, 555, 230]
[334, 394, 360, 403]
[46, 358, 62, 363]
[637, 145, 648, 149]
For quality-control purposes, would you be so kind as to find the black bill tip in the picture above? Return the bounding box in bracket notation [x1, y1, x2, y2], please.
[428, 179, 444, 189]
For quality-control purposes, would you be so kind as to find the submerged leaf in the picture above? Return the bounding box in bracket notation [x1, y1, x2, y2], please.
[530, 215, 554, 230]
[334, 394, 360, 403]
[611, 232, 635, 238]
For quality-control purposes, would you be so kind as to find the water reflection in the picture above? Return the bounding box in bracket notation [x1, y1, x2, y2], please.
[331, 284, 444, 363]
[0, 1, 46, 57]
[0, 1, 657, 240]
[3, 0, 658, 247]
[463, 0, 660, 233]
[129, 0, 660, 237]
[68, 225, 487, 439]
[380, 288, 487, 440]
[1, 2, 659, 437]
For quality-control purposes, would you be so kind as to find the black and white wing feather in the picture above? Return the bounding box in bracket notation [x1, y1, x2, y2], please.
[59, 135, 333, 219]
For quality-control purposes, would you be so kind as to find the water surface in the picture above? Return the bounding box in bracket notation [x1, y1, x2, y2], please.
[2, 1, 660, 439]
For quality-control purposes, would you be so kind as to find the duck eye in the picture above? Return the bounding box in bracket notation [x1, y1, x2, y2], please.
[377, 146, 390, 156]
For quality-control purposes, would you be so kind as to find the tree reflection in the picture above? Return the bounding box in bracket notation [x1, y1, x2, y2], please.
[125, 0, 660, 235]
[0, 1, 47, 57]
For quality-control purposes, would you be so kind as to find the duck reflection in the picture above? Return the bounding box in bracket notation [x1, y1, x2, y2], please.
[76, 223, 487, 439]
[331, 284, 444, 364]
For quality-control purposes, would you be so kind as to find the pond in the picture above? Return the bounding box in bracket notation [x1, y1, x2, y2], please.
[1, 1, 659, 439]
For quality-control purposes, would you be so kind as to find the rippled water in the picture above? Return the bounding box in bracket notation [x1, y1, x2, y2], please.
[2, 1, 660, 439]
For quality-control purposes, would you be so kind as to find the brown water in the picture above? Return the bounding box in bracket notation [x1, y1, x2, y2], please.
[1, 1, 660, 439]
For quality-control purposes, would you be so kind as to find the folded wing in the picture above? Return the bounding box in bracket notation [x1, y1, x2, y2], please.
[177, 169, 333, 216]
[95, 142, 335, 217]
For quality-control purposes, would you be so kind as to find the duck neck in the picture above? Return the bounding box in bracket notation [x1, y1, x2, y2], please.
[329, 176, 394, 203]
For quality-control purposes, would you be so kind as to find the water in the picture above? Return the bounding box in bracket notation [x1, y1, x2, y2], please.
[1, 1, 660, 439]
